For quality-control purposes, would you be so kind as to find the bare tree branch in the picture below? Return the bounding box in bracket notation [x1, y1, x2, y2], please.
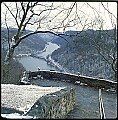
[3, 2, 19, 27]
[101, 2, 117, 19]
[12, 31, 69, 49]
[2, 2, 117, 81]
[4, 10, 10, 50]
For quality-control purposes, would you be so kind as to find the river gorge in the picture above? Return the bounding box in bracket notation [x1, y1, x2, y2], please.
[16, 42, 117, 119]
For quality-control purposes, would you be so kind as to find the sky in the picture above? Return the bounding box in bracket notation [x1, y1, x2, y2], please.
[1, 2, 117, 32]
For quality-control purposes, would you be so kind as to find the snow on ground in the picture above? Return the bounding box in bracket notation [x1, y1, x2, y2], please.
[1, 84, 65, 118]
[1, 113, 34, 119]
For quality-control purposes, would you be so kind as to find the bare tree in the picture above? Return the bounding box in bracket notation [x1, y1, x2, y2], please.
[1, 2, 117, 81]
[2, 2, 80, 64]
[1, 2, 96, 64]
[81, 2, 117, 81]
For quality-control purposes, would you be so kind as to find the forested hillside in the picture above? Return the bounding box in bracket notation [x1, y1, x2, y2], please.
[1, 27, 47, 84]
[51, 29, 116, 81]
[1, 27, 47, 55]
[1, 27, 116, 82]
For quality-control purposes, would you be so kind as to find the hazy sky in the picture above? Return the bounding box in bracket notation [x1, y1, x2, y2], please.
[1, 2, 117, 32]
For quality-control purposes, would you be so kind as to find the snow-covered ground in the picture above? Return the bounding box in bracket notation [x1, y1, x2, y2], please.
[1, 113, 34, 119]
[1, 84, 65, 119]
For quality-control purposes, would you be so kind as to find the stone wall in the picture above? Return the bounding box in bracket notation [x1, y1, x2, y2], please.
[29, 70, 78, 83]
[25, 87, 75, 119]
[79, 75, 117, 90]
[28, 70, 117, 90]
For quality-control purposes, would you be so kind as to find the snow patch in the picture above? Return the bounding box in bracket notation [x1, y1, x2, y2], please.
[1, 113, 34, 119]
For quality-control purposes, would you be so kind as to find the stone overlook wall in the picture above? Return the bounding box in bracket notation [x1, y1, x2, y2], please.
[29, 70, 78, 83]
[79, 75, 117, 90]
[29, 70, 117, 90]
[25, 87, 75, 119]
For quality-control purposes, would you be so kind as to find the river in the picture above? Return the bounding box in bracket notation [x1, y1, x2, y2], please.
[17, 42, 117, 119]
[37, 42, 60, 59]
[17, 42, 60, 71]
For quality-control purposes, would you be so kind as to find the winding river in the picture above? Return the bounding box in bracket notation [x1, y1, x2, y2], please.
[17, 42, 117, 119]
[17, 42, 60, 71]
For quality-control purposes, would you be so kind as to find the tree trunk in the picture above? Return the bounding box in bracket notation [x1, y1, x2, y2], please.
[115, 70, 117, 82]
[4, 36, 16, 65]
[4, 47, 15, 65]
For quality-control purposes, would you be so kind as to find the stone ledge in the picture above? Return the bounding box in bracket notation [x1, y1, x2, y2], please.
[1, 84, 64, 115]
[25, 87, 75, 119]
[1, 84, 75, 119]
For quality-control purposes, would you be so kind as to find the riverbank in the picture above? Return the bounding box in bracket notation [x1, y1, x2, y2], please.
[15, 44, 47, 58]
[30, 53, 69, 72]
[27, 42, 66, 72]
[46, 55, 69, 72]
[35, 44, 47, 54]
